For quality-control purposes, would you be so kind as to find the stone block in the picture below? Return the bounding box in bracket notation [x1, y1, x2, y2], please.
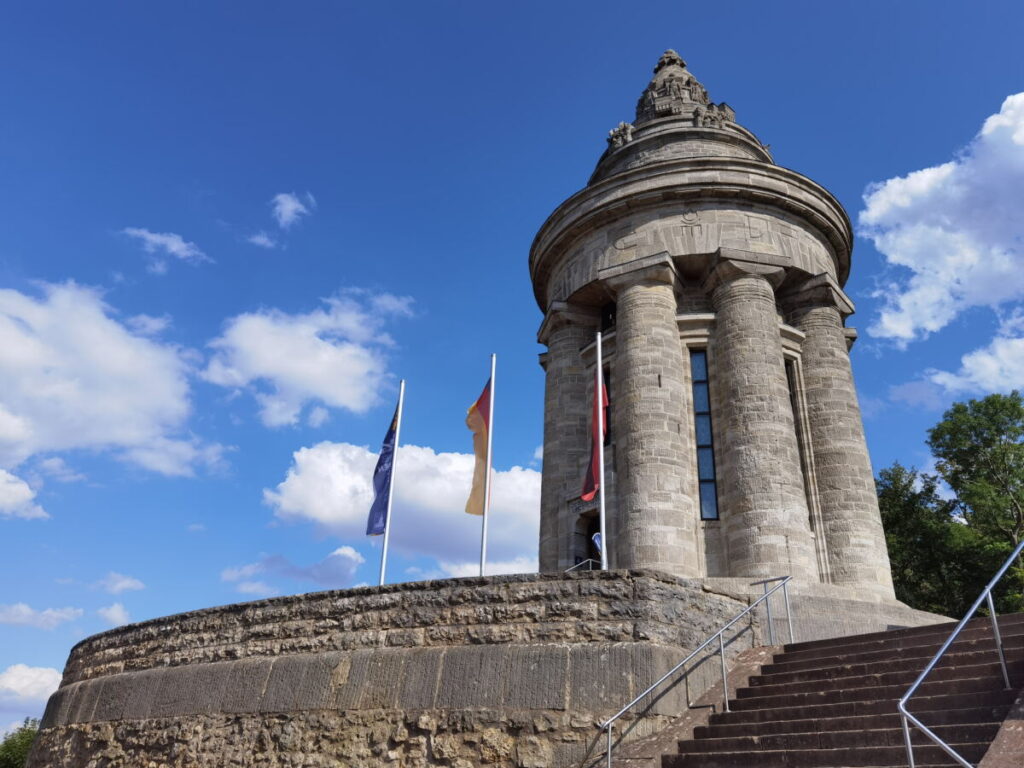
[53, 680, 82, 726]
[92, 672, 134, 722]
[39, 686, 65, 729]
[221, 658, 272, 714]
[293, 651, 344, 711]
[399, 648, 443, 709]
[123, 668, 164, 721]
[151, 664, 219, 718]
[505, 645, 568, 710]
[70, 678, 104, 723]
[436, 646, 511, 709]
[568, 644, 633, 711]
[327, 650, 371, 710]
[359, 650, 407, 710]
[259, 654, 309, 712]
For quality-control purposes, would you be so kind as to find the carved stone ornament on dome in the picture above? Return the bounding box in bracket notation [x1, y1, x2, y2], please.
[694, 102, 736, 129]
[607, 121, 634, 148]
[634, 49, 714, 125]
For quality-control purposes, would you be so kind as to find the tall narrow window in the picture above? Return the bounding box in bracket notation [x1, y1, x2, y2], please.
[690, 350, 719, 520]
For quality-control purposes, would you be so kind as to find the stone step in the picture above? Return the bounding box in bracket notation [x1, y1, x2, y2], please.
[752, 652, 1024, 688]
[678, 722, 1000, 753]
[772, 625, 1024, 667]
[741, 658, 1024, 697]
[694, 705, 1012, 739]
[763, 633, 1024, 675]
[782, 614, 1024, 655]
[707, 688, 1018, 725]
[728, 674, 1007, 711]
[662, 741, 991, 767]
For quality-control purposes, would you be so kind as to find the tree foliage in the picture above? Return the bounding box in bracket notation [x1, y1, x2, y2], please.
[0, 719, 38, 768]
[927, 391, 1024, 550]
[877, 463, 999, 616]
[879, 391, 1024, 617]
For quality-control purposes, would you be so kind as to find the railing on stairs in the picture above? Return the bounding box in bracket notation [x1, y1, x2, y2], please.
[565, 559, 602, 573]
[600, 575, 794, 768]
[899, 538, 1024, 768]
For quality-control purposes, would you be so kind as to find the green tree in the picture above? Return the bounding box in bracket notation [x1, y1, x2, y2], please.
[927, 391, 1024, 611]
[877, 463, 999, 616]
[0, 718, 38, 768]
[927, 391, 1024, 551]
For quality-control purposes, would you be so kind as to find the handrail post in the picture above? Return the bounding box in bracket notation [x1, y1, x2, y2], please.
[986, 592, 1011, 689]
[719, 633, 729, 713]
[782, 579, 794, 645]
[606, 723, 612, 768]
[901, 713, 916, 768]
[764, 582, 775, 646]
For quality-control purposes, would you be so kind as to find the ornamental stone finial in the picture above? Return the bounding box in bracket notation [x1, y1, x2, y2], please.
[654, 49, 686, 72]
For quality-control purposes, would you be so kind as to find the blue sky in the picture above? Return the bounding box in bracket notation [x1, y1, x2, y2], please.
[2, 1, 1024, 728]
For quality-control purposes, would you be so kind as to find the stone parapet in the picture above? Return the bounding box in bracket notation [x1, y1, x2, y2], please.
[28, 571, 944, 768]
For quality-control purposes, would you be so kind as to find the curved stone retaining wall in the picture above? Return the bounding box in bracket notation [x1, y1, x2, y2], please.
[27, 570, 940, 768]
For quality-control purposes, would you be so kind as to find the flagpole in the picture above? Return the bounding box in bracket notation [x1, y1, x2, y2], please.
[596, 333, 608, 571]
[379, 379, 405, 587]
[480, 354, 496, 577]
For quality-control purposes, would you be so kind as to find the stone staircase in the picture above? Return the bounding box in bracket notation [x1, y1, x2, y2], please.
[662, 614, 1024, 767]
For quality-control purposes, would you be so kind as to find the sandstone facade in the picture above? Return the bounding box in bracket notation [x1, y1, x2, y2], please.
[532, 50, 894, 599]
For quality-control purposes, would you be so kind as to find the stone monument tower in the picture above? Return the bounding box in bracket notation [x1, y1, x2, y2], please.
[531, 50, 895, 599]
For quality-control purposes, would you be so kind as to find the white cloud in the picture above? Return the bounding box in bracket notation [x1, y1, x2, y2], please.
[270, 192, 315, 230]
[925, 310, 1024, 393]
[307, 406, 329, 428]
[126, 313, 171, 336]
[0, 603, 82, 630]
[186, 523, 206, 533]
[97, 603, 130, 627]
[222, 546, 366, 594]
[0, 470, 46, 519]
[0, 282, 219, 477]
[202, 292, 413, 427]
[264, 442, 540, 568]
[247, 231, 277, 249]
[437, 556, 539, 578]
[220, 562, 262, 582]
[235, 581, 279, 597]
[35, 457, 85, 483]
[0, 665, 61, 702]
[95, 572, 145, 595]
[888, 380, 945, 411]
[860, 93, 1024, 347]
[122, 228, 208, 273]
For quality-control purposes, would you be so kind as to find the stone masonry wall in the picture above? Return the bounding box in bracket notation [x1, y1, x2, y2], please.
[29, 571, 761, 768]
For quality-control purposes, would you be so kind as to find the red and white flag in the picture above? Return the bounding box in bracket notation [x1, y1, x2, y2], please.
[581, 366, 608, 502]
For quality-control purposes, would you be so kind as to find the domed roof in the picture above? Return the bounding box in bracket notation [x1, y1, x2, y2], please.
[590, 50, 772, 184]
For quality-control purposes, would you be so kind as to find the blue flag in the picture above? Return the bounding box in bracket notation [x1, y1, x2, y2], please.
[366, 404, 399, 536]
[592, 531, 602, 554]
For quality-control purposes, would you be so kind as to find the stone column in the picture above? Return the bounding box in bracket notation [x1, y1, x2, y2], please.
[784, 275, 896, 598]
[537, 304, 597, 571]
[599, 257, 699, 577]
[704, 255, 818, 581]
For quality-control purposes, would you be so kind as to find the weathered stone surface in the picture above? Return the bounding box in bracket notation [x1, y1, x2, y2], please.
[531, 49, 892, 602]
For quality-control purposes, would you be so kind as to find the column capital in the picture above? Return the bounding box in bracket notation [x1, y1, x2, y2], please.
[781, 273, 855, 317]
[597, 253, 679, 294]
[537, 301, 599, 345]
[701, 248, 790, 295]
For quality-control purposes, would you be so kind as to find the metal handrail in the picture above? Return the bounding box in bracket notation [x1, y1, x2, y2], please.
[565, 559, 601, 573]
[601, 575, 794, 768]
[899, 538, 1024, 768]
